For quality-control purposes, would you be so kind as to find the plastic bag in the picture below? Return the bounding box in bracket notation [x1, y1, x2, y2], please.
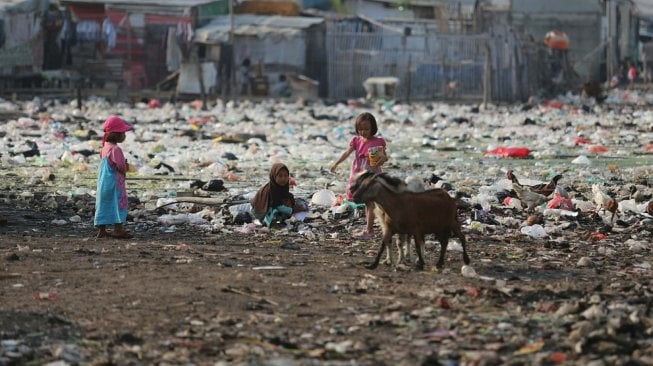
[484, 147, 530, 158]
[520, 224, 547, 239]
[311, 189, 336, 207]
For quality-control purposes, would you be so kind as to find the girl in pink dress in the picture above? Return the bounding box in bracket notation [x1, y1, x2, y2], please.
[95, 116, 133, 239]
[331, 112, 388, 240]
[628, 64, 637, 89]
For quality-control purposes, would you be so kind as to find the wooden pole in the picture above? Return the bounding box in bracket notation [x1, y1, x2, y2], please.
[483, 42, 491, 109]
[406, 52, 412, 102]
[229, 0, 236, 100]
[191, 8, 207, 110]
[127, 13, 132, 91]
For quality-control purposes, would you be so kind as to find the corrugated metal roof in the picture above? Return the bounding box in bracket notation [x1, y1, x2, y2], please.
[0, 0, 27, 7]
[633, 0, 653, 18]
[59, 0, 218, 7]
[362, 0, 478, 8]
[0, 0, 47, 12]
[194, 14, 324, 43]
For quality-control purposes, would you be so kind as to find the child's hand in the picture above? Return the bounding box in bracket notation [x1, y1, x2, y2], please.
[330, 163, 338, 173]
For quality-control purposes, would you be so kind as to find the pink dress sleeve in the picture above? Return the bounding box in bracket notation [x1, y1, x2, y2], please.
[107, 146, 127, 174]
[349, 136, 359, 151]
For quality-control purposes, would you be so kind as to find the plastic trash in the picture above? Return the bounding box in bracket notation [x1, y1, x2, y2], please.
[571, 155, 591, 165]
[33, 292, 56, 300]
[484, 147, 530, 158]
[461, 265, 477, 278]
[546, 192, 574, 210]
[586, 145, 608, 154]
[520, 224, 547, 239]
[311, 189, 336, 207]
[147, 99, 161, 109]
[228, 203, 252, 217]
[573, 137, 591, 145]
[20, 191, 34, 199]
[618, 199, 642, 214]
[626, 239, 648, 252]
[504, 197, 522, 209]
[572, 199, 595, 212]
[158, 213, 191, 225]
[542, 208, 578, 217]
[236, 223, 257, 234]
[577, 257, 592, 267]
[156, 198, 178, 210]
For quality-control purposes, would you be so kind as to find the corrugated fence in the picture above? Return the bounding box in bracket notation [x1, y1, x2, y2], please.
[325, 20, 542, 103]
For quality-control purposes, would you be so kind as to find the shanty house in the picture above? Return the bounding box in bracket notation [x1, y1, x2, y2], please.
[59, 0, 228, 90]
[0, 0, 49, 83]
[192, 14, 326, 97]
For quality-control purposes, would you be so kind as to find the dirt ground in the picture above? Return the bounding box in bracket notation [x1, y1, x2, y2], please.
[2, 192, 653, 366]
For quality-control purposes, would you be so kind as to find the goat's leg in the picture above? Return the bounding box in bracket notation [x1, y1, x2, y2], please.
[413, 235, 426, 271]
[381, 238, 392, 265]
[381, 235, 399, 266]
[383, 233, 396, 268]
[367, 232, 392, 270]
[379, 218, 391, 265]
[409, 235, 421, 265]
[436, 234, 449, 270]
[397, 234, 407, 264]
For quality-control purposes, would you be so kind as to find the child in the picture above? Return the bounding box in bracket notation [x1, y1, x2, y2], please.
[271, 74, 291, 98]
[628, 63, 637, 89]
[251, 163, 305, 227]
[239, 58, 251, 95]
[95, 115, 133, 239]
[330, 112, 388, 240]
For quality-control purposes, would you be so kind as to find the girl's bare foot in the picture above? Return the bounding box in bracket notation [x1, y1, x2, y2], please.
[96, 227, 109, 238]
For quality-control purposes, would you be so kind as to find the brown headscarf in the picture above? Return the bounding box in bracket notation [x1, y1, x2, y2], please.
[251, 163, 295, 215]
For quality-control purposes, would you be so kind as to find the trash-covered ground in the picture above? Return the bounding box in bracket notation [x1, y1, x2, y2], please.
[2, 89, 653, 365]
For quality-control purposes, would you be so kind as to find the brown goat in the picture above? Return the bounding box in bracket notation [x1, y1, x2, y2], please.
[350, 171, 470, 270]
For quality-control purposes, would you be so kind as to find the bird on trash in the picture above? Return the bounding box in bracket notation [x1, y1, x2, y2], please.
[592, 184, 619, 224]
[506, 170, 562, 197]
[628, 185, 650, 203]
[510, 180, 548, 212]
[646, 200, 653, 216]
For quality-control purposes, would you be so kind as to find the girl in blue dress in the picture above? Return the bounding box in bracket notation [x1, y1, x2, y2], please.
[95, 115, 133, 239]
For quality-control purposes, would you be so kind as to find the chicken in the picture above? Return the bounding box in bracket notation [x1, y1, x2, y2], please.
[510, 181, 548, 212]
[628, 185, 650, 203]
[506, 170, 562, 197]
[592, 184, 619, 223]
